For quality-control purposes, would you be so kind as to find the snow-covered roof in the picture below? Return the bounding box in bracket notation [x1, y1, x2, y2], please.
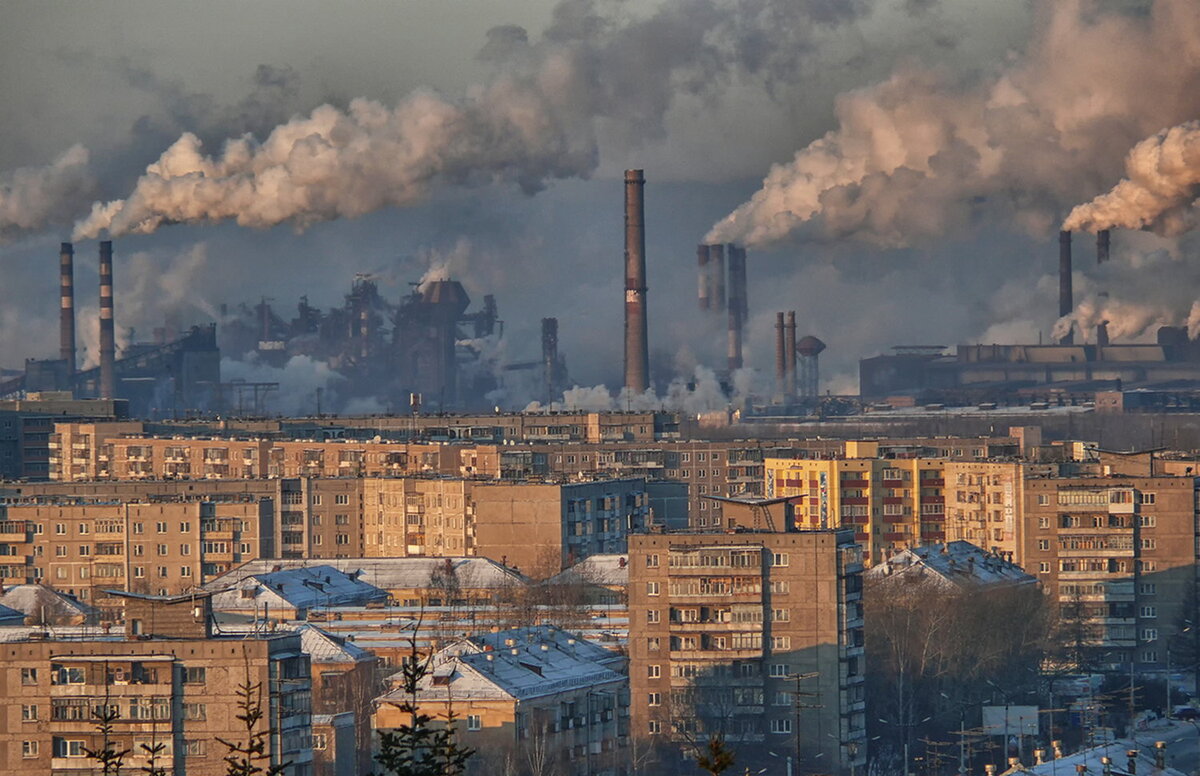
[205, 565, 388, 611]
[378, 624, 623, 705]
[867, 541, 1036, 591]
[0, 584, 99, 623]
[210, 557, 529, 592]
[546, 554, 629, 588]
[216, 622, 374, 664]
[1002, 738, 1185, 776]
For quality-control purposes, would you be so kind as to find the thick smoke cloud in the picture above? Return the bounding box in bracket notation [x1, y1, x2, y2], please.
[72, 0, 909, 240]
[1064, 120, 1200, 234]
[708, 0, 1200, 247]
[0, 145, 95, 241]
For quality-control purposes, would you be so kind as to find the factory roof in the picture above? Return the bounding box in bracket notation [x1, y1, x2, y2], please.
[867, 541, 1035, 591]
[1001, 739, 1184, 776]
[213, 556, 529, 592]
[546, 554, 629, 588]
[204, 565, 389, 611]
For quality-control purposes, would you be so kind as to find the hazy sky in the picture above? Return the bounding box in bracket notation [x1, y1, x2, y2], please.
[1, 0, 1196, 406]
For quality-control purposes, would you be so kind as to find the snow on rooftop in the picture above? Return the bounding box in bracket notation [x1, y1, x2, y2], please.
[0, 584, 98, 622]
[208, 557, 529, 591]
[546, 554, 629, 587]
[1004, 738, 1185, 776]
[206, 565, 388, 611]
[867, 541, 1036, 590]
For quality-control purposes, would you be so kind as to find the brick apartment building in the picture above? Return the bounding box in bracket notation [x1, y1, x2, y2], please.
[0, 590, 313, 776]
[1021, 475, 1198, 671]
[628, 530, 866, 775]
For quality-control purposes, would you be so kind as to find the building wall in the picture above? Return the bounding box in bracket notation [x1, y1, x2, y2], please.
[1020, 476, 1197, 671]
[627, 531, 866, 775]
[0, 635, 311, 776]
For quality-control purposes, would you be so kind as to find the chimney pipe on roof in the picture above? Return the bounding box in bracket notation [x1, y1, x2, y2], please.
[697, 245, 710, 311]
[710, 244, 726, 312]
[623, 169, 650, 394]
[1097, 229, 1110, 264]
[784, 311, 797, 400]
[98, 240, 116, 399]
[1059, 230, 1074, 344]
[59, 242, 76, 378]
[775, 312, 786, 401]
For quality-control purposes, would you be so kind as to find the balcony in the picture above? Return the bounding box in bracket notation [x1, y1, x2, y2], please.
[920, 478, 945, 487]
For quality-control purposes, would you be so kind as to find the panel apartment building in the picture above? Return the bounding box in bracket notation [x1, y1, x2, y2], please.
[0, 591, 312, 776]
[1021, 475, 1198, 671]
[628, 530, 866, 775]
[765, 454, 1024, 564]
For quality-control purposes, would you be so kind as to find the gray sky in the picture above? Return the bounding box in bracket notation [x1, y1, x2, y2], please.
[0, 0, 1195, 403]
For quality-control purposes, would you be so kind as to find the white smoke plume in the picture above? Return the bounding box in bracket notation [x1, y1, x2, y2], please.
[532, 365, 760, 414]
[0, 145, 95, 241]
[70, 0, 911, 241]
[1063, 120, 1200, 234]
[708, 0, 1200, 247]
[221, 354, 346, 416]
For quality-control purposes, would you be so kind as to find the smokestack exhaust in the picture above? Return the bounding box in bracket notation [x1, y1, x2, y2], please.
[98, 240, 116, 399]
[59, 242, 76, 378]
[697, 245, 710, 311]
[1058, 230, 1073, 345]
[1097, 229, 1110, 264]
[623, 169, 649, 394]
[775, 312, 786, 401]
[785, 311, 797, 400]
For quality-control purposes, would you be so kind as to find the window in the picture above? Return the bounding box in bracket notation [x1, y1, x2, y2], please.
[646, 581, 660, 596]
[1142, 628, 1159, 641]
[647, 693, 661, 706]
[1037, 539, 1050, 550]
[20, 668, 37, 685]
[1037, 494, 1049, 505]
[646, 553, 659, 568]
[1139, 492, 1156, 505]
[21, 741, 37, 758]
[1139, 560, 1157, 572]
[312, 734, 327, 751]
[467, 715, 481, 731]
[771, 552, 789, 567]
[1142, 649, 1159, 663]
[55, 545, 67, 557]
[133, 522, 143, 534]
[55, 523, 65, 535]
[180, 544, 191, 556]
[336, 534, 349, 545]
[133, 544, 144, 556]
[647, 637, 661, 651]
[312, 535, 323, 545]
[184, 740, 206, 757]
[1139, 583, 1157, 595]
[51, 665, 86, 685]
[1139, 515, 1156, 527]
[180, 566, 192, 577]
[78, 523, 89, 535]
[335, 514, 349, 525]
[133, 566, 145, 578]
[648, 665, 661, 678]
[21, 704, 37, 721]
[53, 738, 86, 758]
[1037, 516, 1049, 529]
[1039, 562, 1050, 573]
[770, 718, 792, 734]
[771, 636, 791, 650]
[648, 720, 661, 735]
[335, 494, 349, 505]
[78, 544, 91, 557]
[769, 664, 789, 677]
[157, 544, 168, 555]
[772, 608, 790, 622]
[183, 667, 206, 684]
[157, 566, 169, 578]
[1140, 606, 1158, 619]
[179, 522, 191, 533]
[646, 610, 660, 624]
[773, 691, 791, 706]
[156, 522, 167, 533]
[183, 703, 207, 721]
[1140, 538, 1156, 550]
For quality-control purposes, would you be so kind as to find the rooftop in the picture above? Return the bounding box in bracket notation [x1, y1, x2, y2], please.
[867, 541, 1035, 590]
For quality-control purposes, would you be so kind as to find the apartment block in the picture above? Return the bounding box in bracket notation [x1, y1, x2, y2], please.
[0, 591, 312, 776]
[1021, 475, 1198, 671]
[628, 530, 866, 775]
[0, 497, 271, 618]
[765, 457, 1023, 564]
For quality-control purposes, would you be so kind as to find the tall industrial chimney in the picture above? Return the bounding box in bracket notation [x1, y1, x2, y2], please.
[784, 311, 797, 400]
[98, 240, 116, 399]
[710, 244, 726, 312]
[730, 245, 748, 321]
[59, 242, 76, 377]
[697, 244, 710, 311]
[542, 317, 559, 404]
[727, 245, 745, 371]
[1097, 229, 1110, 264]
[775, 312, 786, 401]
[1058, 230, 1073, 345]
[623, 169, 650, 394]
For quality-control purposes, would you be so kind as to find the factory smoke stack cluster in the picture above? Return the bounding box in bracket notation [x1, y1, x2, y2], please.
[697, 242, 749, 373]
[98, 240, 116, 399]
[1058, 230, 1073, 345]
[623, 169, 649, 395]
[59, 242, 75, 376]
[772, 311, 825, 404]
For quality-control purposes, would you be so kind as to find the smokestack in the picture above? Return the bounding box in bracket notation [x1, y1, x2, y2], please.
[1058, 230, 1074, 344]
[697, 245, 710, 311]
[59, 242, 76, 377]
[1097, 320, 1109, 347]
[731, 245, 748, 321]
[775, 312, 786, 401]
[1097, 229, 1110, 264]
[727, 245, 744, 372]
[785, 311, 797, 400]
[98, 240, 116, 399]
[710, 244, 726, 312]
[623, 169, 649, 394]
[542, 317, 559, 404]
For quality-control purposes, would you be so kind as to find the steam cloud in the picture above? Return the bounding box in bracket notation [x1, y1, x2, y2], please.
[0, 145, 95, 241]
[708, 0, 1200, 247]
[1064, 120, 1200, 235]
[72, 0, 892, 240]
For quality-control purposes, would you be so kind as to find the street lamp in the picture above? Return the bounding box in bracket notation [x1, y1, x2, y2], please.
[878, 716, 931, 776]
[768, 749, 793, 776]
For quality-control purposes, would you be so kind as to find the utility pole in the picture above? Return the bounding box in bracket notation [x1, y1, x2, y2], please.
[789, 672, 821, 774]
